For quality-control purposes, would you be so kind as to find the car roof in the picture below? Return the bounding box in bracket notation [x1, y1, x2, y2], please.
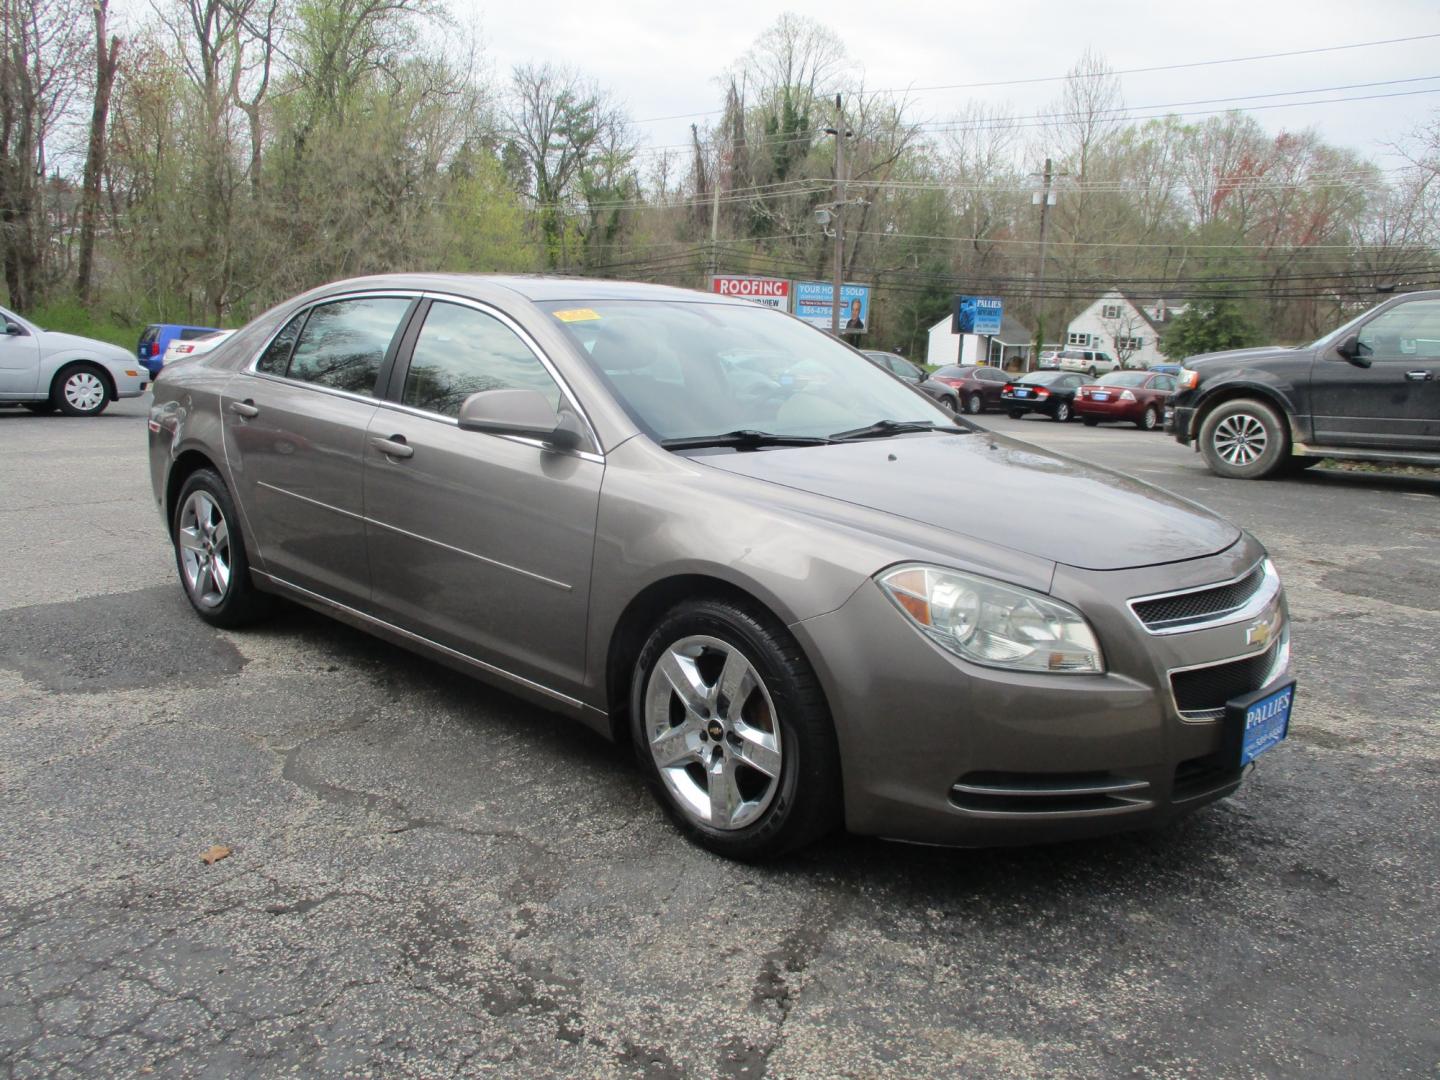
[298, 273, 743, 307]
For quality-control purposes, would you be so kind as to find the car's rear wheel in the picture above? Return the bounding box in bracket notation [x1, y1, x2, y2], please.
[1008, 409, 1024, 420]
[22, 401, 55, 415]
[1199, 398, 1289, 479]
[630, 598, 841, 860]
[1139, 405, 1159, 431]
[172, 469, 273, 627]
[1053, 401, 1071, 423]
[965, 392, 983, 415]
[52, 364, 111, 417]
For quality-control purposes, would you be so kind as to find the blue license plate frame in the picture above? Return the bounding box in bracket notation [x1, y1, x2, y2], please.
[1228, 681, 1295, 766]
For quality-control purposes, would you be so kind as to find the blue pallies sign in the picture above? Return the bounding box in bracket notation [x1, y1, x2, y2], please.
[954, 295, 1003, 336]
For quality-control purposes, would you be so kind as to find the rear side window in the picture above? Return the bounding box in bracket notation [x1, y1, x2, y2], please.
[255, 312, 306, 374]
[178, 327, 212, 341]
[402, 301, 561, 417]
[138, 327, 159, 347]
[978, 368, 1007, 382]
[285, 297, 411, 396]
[1152, 375, 1177, 391]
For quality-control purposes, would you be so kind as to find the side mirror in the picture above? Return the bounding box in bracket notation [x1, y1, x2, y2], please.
[4, 320, 23, 336]
[1335, 333, 1372, 368]
[457, 388, 583, 451]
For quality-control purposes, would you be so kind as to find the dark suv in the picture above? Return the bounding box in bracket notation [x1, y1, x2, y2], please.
[1169, 291, 1440, 479]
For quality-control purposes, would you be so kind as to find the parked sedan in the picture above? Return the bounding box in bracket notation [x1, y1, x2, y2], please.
[160, 329, 235, 369]
[149, 275, 1294, 859]
[0, 305, 150, 416]
[1075, 370, 1178, 430]
[861, 350, 959, 412]
[1000, 370, 1086, 422]
[930, 364, 1010, 415]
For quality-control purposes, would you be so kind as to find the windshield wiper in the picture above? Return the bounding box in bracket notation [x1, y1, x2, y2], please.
[659, 429, 836, 451]
[829, 419, 968, 441]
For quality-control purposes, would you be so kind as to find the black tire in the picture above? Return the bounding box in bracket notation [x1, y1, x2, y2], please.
[943, 395, 959, 414]
[1007, 409, 1024, 420]
[965, 392, 983, 415]
[1198, 398, 1290, 480]
[1139, 405, 1159, 431]
[1053, 401, 1071, 423]
[22, 401, 55, 415]
[52, 363, 112, 417]
[630, 597, 842, 860]
[1087, 366, 1097, 377]
[171, 468, 273, 628]
[1082, 417, 1100, 427]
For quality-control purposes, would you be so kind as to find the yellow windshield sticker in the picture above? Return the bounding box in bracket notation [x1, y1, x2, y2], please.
[552, 308, 601, 322]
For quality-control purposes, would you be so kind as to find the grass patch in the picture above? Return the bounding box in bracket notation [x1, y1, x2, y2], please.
[24, 299, 138, 350]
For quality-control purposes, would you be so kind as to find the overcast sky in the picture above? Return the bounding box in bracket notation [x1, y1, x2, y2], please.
[468, 0, 1440, 170]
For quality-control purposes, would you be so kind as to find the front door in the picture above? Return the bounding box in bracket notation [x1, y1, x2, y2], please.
[221, 294, 416, 608]
[363, 298, 602, 696]
[0, 310, 40, 396]
[1310, 297, 1440, 451]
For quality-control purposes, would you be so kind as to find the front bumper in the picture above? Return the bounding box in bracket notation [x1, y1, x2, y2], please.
[790, 544, 1290, 846]
[1170, 404, 1197, 444]
[114, 367, 150, 399]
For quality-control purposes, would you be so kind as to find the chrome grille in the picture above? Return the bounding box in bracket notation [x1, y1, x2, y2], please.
[1131, 562, 1269, 633]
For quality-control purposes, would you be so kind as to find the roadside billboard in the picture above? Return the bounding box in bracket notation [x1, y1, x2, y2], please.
[794, 281, 871, 332]
[710, 275, 791, 310]
[953, 295, 1003, 336]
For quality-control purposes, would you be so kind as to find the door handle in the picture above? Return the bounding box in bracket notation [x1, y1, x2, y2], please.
[371, 435, 414, 459]
[1404, 370, 1432, 381]
[229, 399, 259, 418]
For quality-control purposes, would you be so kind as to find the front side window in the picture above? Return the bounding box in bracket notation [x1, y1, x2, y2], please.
[403, 301, 562, 417]
[1356, 299, 1440, 360]
[285, 296, 411, 396]
[256, 312, 305, 374]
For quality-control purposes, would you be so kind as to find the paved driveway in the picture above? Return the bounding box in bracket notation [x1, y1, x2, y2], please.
[1, 399, 1436, 1077]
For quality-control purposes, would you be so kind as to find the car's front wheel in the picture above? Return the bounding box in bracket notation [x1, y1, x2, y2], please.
[52, 363, 112, 417]
[172, 468, 273, 627]
[1199, 398, 1289, 479]
[630, 598, 841, 860]
[965, 393, 983, 415]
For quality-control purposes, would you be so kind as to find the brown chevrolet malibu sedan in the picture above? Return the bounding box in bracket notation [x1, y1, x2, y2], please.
[148, 275, 1295, 859]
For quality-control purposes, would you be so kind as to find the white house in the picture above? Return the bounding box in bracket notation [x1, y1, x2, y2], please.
[926, 313, 1032, 370]
[1062, 292, 1187, 369]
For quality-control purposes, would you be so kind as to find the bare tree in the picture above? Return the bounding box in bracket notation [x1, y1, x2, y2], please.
[76, 0, 121, 301]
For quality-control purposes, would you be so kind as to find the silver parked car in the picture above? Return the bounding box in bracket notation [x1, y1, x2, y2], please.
[148, 275, 1295, 859]
[0, 305, 150, 416]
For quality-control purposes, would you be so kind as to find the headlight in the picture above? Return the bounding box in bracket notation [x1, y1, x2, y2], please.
[1178, 368, 1200, 390]
[878, 564, 1105, 674]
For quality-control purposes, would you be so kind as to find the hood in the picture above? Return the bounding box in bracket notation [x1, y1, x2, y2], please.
[41, 330, 131, 363]
[694, 432, 1240, 571]
[1184, 345, 1301, 370]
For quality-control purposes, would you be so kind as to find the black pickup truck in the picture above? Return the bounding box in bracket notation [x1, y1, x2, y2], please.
[1169, 291, 1440, 479]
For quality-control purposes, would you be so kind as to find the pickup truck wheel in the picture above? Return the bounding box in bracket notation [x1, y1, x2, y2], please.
[1199, 398, 1289, 479]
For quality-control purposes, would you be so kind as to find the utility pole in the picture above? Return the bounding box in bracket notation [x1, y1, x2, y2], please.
[1030, 157, 1060, 371]
[709, 149, 722, 281]
[828, 93, 847, 336]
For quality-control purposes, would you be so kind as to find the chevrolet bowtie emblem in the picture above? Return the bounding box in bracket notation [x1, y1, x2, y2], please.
[1246, 619, 1273, 649]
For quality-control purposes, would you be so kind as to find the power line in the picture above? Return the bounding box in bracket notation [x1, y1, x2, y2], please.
[625, 32, 1440, 127]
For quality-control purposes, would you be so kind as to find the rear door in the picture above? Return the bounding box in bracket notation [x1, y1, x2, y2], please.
[1310, 296, 1440, 450]
[363, 297, 603, 696]
[222, 292, 417, 609]
[976, 366, 1008, 405]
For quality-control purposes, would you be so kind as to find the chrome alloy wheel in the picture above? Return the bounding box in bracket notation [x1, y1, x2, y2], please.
[644, 635, 783, 831]
[63, 371, 106, 412]
[1212, 412, 1269, 466]
[178, 491, 232, 608]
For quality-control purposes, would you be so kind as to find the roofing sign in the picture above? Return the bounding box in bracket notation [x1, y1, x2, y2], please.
[710, 275, 791, 310]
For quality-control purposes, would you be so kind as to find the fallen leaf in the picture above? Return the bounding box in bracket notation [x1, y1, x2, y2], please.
[200, 845, 232, 865]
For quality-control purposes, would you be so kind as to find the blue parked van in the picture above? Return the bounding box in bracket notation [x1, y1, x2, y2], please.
[137, 323, 222, 376]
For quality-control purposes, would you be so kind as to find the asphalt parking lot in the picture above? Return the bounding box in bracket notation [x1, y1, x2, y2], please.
[2, 398, 1437, 1078]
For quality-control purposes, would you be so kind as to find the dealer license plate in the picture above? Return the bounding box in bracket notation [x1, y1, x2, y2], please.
[1093, 392, 1110, 401]
[1014, 389, 1031, 397]
[1232, 682, 1294, 766]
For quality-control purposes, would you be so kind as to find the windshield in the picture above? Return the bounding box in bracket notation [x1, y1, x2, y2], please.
[1096, 371, 1148, 387]
[540, 300, 951, 441]
[1307, 306, 1375, 350]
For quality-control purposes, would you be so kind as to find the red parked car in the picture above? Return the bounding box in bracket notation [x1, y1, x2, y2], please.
[929, 364, 1011, 415]
[1074, 370, 1179, 430]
